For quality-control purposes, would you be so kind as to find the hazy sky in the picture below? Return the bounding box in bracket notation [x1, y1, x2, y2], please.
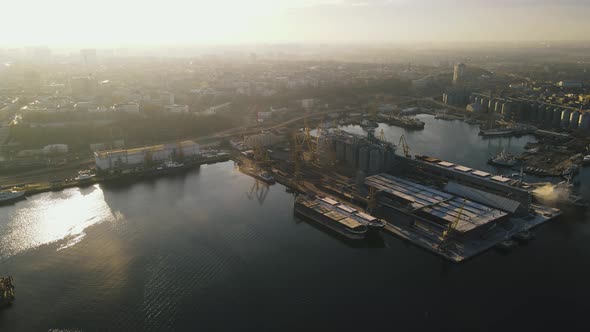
[2, 0, 588, 46]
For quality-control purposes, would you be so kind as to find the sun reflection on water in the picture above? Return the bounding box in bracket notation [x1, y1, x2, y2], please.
[0, 185, 114, 259]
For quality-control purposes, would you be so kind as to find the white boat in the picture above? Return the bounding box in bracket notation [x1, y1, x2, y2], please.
[164, 161, 185, 168]
[583, 155, 590, 166]
[0, 189, 25, 204]
[75, 171, 96, 181]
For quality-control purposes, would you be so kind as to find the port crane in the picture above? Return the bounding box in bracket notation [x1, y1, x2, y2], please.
[291, 131, 305, 181]
[438, 199, 466, 254]
[399, 135, 410, 158]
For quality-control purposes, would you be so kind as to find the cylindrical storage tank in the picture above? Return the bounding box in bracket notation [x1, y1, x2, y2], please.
[537, 105, 546, 122]
[516, 102, 527, 121]
[358, 146, 369, 171]
[384, 146, 396, 170]
[480, 97, 489, 112]
[528, 103, 538, 121]
[561, 109, 572, 128]
[495, 100, 503, 113]
[544, 106, 553, 125]
[502, 102, 513, 119]
[501, 102, 510, 115]
[345, 142, 357, 167]
[368, 148, 383, 175]
[570, 110, 581, 130]
[579, 111, 590, 130]
[336, 140, 345, 161]
[552, 108, 562, 128]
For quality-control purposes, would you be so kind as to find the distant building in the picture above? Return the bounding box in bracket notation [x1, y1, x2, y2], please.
[71, 76, 97, 100]
[243, 131, 283, 148]
[80, 48, 97, 66]
[453, 63, 466, 84]
[301, 99, 315, 110]
[112, 102, 140, 113]
[94, 141, 201, 171]
[443, 87, 470, 106]
[165, 104, 189, 113]
[22, 70, 41, 93]
[257, 111, 273, 122]
[43, 144, 68, 154]
[558, 81, 583, 89]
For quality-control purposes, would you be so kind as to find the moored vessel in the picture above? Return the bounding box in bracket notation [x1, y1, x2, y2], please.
[385, 116, 425, 130]
[0, 189, 25, 204]
[75, 170, 96, 181]
[488, 150, 518, 168]
[294, 196, 369, 240]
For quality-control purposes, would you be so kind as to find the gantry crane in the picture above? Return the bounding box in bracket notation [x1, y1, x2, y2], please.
[399, 135, 410, 158]
[438, 199, 466, 253]
[291, 131, 304, 181]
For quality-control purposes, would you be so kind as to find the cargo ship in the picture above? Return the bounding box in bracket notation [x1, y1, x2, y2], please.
[238, 166, 275, 184]
[0, 189, 25, 205]
[487, 150, 518, 168]
[384, 115, 425, 130]
[294, 196, 369, 240]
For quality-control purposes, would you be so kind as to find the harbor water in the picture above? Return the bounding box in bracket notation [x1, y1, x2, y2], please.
[1, 115, 590, 331]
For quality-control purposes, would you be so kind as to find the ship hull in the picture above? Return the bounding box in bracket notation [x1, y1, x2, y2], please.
[294, 204, 367, 240]
[0, 192, 26, 205]
[487, 158, 517, 168]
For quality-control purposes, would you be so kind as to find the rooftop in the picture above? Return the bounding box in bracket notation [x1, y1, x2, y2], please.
[365, 174, 508, 233]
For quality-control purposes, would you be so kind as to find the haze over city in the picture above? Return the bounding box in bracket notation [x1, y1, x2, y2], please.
[3, 0, 590, 46]
[3, 0, 590, 331]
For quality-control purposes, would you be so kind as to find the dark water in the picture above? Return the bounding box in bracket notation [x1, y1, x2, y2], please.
[1, 116, 590, 331]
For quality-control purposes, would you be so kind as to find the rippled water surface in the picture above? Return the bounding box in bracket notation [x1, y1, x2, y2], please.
[1, 117, 590, 331]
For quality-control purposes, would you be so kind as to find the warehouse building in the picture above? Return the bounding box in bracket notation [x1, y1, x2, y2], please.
[94, 141, 200, 170]
[365, 174, 509, 239]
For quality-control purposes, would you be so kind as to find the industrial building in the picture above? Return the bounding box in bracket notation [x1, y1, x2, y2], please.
[453, 63, 465, 84]
[396, 155, 531, 214]
[243, 131, 283, 149]
[94, 141, 200, 171]
[365, 174, 509, 239]
[326, 130, 396, 175]
[469, 92, 590, 132]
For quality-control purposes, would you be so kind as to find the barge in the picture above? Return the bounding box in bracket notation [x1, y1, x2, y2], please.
[294, 196, 370, 240]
